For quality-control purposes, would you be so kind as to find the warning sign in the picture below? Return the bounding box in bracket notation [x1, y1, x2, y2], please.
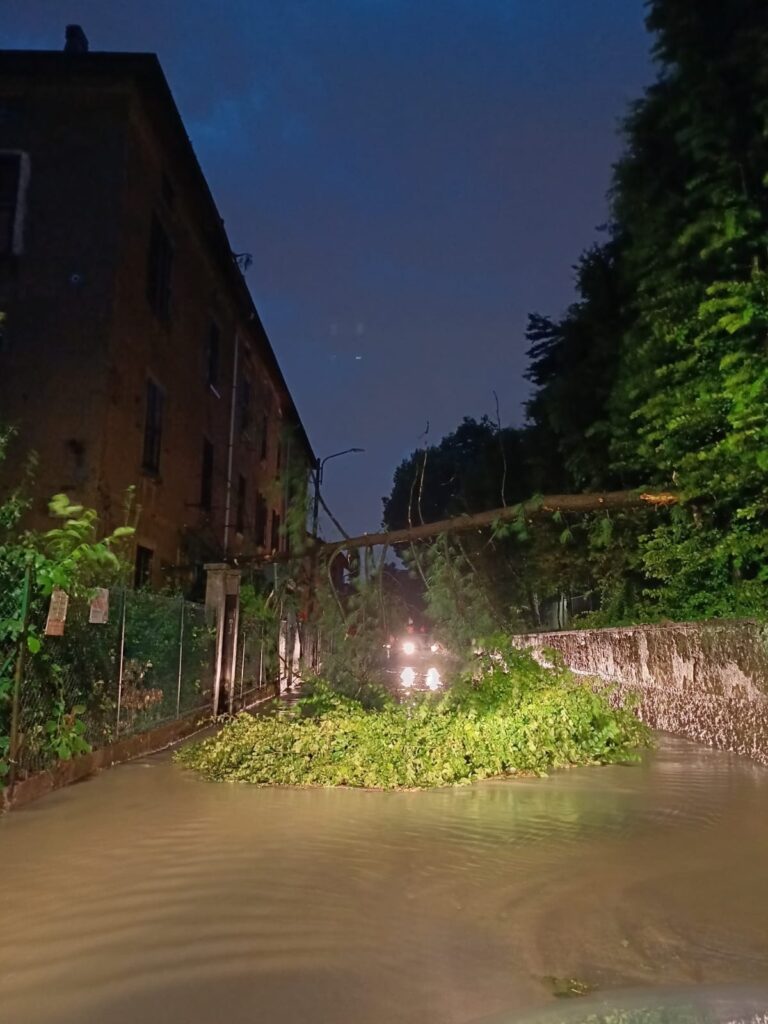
[45, 588, 69, 637]
[89, 588, 109, 624]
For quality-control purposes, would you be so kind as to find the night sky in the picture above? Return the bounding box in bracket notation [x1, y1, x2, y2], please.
[5, 2, 652, 536]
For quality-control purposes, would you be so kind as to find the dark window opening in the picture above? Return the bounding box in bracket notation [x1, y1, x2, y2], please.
[206, 321, 220, 389]
[146, 214, 173, 320]
[239, 376, 252, 433]
[236, 474, 246, 534]
[254, 491, 267, 547]
[66, 438, 87, 486]
[142, 378, 164, 474]
[271, 511, 281, 553]
[134, 545, 153, 589]
[200, 437, 214, 512]
[0, 101, 25, 129]
[260, 415, 268, 460]
[0, 153, 21, 257]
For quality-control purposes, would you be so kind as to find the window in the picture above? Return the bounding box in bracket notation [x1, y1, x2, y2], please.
[0, 101, 25, 129]
[0, 153, 22, 257]
[200, 437, 214, 511]
[271, 511, 281, 553]
[142, 378, 164, 474]
[236, 474, 247, 534]
[254, 491, 267, 547]
[260, 414, 269, 460]
[238, 376, 252, 433]
[205, 321, 220, 390]
[146, 214, 173, 319]
[66, 438, 87, 486]
[134, 545, 153, 589]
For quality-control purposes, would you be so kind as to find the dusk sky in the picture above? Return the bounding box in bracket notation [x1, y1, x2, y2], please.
[5, 2, 652, 536]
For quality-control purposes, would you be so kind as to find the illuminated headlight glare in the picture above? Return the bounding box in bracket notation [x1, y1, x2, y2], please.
[402, 640, 416, 656]
[426, 667, 441, 690]
[400, 667, 416, 688]
[430, 643, 439, 653]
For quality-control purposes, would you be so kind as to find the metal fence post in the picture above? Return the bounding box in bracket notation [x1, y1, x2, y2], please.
[239, 629, 246, 705]
[115, 587, 127, 733]
[175, 595, 185, 718]
[8, 566, 31, 790]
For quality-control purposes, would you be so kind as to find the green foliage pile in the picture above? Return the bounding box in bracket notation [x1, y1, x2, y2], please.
[176, 641, 648, 789]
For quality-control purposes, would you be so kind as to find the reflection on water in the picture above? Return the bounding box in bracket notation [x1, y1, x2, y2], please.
[1, 737, 767, 1024]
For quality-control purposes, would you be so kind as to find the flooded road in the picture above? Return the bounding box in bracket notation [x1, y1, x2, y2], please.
[2, 736, 768, 1024]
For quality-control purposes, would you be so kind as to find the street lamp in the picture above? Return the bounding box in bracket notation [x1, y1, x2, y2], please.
[312, 448, 364, 538]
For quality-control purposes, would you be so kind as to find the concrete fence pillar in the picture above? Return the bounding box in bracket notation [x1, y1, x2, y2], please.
[204, 563, 241, 717]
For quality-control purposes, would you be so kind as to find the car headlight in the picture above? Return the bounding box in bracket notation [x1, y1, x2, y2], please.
[402, 640, 416, 656]
[426, 667, 441, 690]
[400, 667, 416, 688]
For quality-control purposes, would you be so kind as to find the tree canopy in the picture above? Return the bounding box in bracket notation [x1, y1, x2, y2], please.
[385, 0, 768, 624]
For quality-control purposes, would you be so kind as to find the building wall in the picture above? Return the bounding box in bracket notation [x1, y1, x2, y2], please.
[101, 85, 295, 584]
[0, 75, 127, 516]
[0, 55, 311, 591]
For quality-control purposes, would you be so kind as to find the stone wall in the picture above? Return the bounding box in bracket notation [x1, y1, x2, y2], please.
[514, 620, 768, 766]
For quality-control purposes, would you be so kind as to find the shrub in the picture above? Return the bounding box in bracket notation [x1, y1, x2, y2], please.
[176, 641, 649, 789]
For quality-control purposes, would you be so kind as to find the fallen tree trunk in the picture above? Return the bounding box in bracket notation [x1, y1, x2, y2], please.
[315, 490, 678, 553]
[246, 490, 678, 565]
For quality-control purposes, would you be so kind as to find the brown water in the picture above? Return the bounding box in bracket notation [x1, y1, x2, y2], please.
[2, 736, 768, 1024]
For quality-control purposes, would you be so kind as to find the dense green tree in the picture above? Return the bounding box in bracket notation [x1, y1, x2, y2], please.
[611, 0, 768, 616]
[382, 416, 533, 530]
[525, 0, 768, 619]
[525, 242, 634, 492]
[383, 416, 603, 630]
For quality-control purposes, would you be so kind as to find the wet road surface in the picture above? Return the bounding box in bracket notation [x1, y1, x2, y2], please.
[2, 735, 768, 1024]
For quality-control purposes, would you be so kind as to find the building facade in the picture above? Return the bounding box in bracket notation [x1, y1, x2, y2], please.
[0, 39, 313, 591]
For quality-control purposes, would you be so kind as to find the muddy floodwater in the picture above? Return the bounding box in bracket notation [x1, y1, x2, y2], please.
[2, 736, 768, 1024]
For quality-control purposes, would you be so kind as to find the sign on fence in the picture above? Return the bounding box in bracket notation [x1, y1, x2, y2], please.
[45, 588, 69, 636]
[89, 588, 110, 624]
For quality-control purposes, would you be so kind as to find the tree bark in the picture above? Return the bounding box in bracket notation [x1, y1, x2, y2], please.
[249, 490, 678, 565]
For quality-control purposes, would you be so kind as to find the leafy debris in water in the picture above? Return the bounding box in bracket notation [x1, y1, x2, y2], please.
[543, 975, 595, 998]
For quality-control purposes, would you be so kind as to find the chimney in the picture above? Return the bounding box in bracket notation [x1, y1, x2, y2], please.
[64, 25, 89, 54]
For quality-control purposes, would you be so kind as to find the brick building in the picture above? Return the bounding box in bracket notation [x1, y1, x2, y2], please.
[0, 32, 314, 592]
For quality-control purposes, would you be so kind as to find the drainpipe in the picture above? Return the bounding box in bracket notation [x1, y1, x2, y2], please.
[223, 333, 239, 558]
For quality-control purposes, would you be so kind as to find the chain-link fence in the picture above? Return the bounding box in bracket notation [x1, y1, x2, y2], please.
[234, 624, 273, 708]
[10, 588, 214, 779]
[2, 568, 319, 786]
[234, 604, 314, 707]
[0, 567, 31, 786]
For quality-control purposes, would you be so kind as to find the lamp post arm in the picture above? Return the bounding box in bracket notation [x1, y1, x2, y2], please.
[311, 448, 364, 539]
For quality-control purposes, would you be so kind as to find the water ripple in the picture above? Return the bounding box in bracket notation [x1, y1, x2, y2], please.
[1, 736, 767, 1024]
